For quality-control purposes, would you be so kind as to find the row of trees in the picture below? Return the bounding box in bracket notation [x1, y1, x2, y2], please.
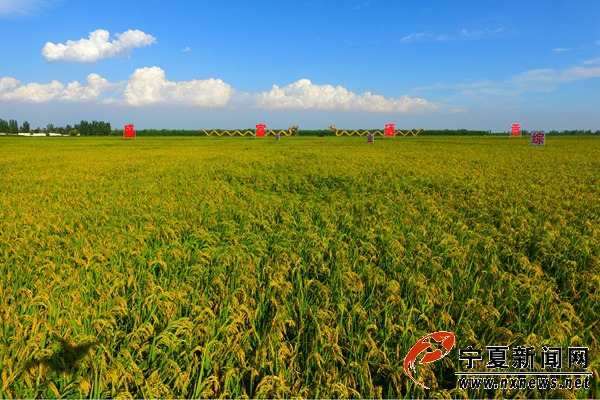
[108, 129, 208, 137]
[107, 128, 485, 136]
[3, 118, 599, 136]
[76, 120, 112, 136]
[524, 129, 599, 135]
[108, 128, 600, 136]
[0, 118, 111, 136]
[0, 119, 20, 134]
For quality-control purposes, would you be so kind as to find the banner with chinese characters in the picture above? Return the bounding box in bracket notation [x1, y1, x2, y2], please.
[511, 123, 521, 137]
[402, 330, 592, 393]
[531, 131, 546, 146]
[385, 123, 395, 137]
[255, 123, 266, 137]
[123, 124, 135, 139]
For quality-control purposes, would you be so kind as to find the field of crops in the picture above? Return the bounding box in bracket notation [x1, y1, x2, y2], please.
[0, 135, 598, 398]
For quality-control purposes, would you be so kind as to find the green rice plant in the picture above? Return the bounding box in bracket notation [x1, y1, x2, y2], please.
[0, 135, 597, 398]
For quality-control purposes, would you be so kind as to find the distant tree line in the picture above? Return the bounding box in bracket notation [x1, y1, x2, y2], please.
[109, 128, 600, 136]
[0, 119, 20, 134]
[108, 129, 211, 137]
[75, 120, 112, 136]
[520, 129, 599, 135]
[108, 128, 488, 136]
[2, 118, 598, 136]
[0, 118, 111, 136]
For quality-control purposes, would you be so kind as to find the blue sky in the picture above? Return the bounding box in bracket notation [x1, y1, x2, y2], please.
[1, 0, 599, 131]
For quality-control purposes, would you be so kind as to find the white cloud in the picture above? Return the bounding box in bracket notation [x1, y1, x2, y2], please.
[449, 106, 468, 114]
[255, 78, 437, 113]
[582, 57, 600, 65]
[400, 27, 504, 43]
[414, 58, 600, 97]
[42, 29, 156, 63]
[351, 1, 371, 11]
[0, 74, 118, 102]
[182, 46, 191, 52]
[2, 69, 438, 112]
[400, 32, 431, 43]
[0, 77, 20, 92]
[0, 68, 233, 107]
[61, 74, 120, 101]
[3, 80, 64, 102]
[0, 0, 56, 16]
[508, 65, 600, 87]
[458, 27, 504, 38]
[122, 66, 233, 107]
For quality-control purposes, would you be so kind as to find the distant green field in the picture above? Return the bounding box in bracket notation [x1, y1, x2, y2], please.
[1, 136, 598, 398]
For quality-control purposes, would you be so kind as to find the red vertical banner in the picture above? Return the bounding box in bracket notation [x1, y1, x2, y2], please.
[124, 124, 135, 139]
[385, 123, 395, 137]
[256, 123, 266, 137]
[511, 123, 521, 137]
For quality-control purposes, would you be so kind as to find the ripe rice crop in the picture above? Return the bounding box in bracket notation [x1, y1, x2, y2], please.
[0, 135, 598, 398]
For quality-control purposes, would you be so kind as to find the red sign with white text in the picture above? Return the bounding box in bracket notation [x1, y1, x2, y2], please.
[124, 124, 135, 139]
[511, 123, 521, 137]
[385, 123, 395, 137]
[256, 124, 266, 137]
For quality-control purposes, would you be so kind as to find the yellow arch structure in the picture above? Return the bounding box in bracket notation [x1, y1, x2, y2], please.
[396, 129, 422, 137]
[328, 125, 422, 137]
[202, 126, 299, 137]
[328, 126, 383, 137]
[201, 129, 255, 137]
[267, 125, 299, 137]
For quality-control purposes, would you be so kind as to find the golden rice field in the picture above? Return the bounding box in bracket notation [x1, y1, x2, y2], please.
[0, 135, 598, 398]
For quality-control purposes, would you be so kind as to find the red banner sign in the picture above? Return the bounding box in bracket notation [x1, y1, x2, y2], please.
[385, 123, 395, 137]
[256, 124, 266, 137]
[124, 124, 135, 139]
[511, 123, 521, 137]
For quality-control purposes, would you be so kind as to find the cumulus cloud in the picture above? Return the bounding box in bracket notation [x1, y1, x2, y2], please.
[0, 67, 233, 107]
[255, 79, 437, 113]
[2, 69, 439, 112]
[42, 29, 156, 63]
[0, 74, 118, 102]
[0, 77, 20, 92]
[122, 66, 233, 107]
